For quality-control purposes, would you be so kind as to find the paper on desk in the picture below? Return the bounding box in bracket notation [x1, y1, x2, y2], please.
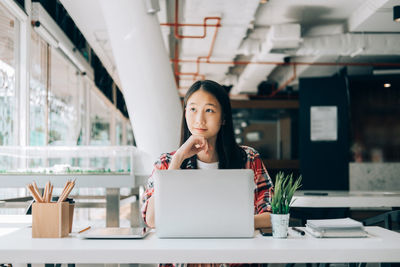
[306, 217, 364, 230]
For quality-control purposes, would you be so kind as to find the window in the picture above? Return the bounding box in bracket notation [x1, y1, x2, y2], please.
[90, 89, 111, 145]
[116, 115, 123, 145]
[0, 2, 24, 214]
[126, 122, 135, 146]
[29, 31, 48, 145]
[77, 78, 88, 145]
[0, 4, 17, 145]
[48, 47, 82, 145]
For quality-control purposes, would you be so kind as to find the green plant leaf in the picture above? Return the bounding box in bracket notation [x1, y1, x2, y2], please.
[271, 172, 302, 214]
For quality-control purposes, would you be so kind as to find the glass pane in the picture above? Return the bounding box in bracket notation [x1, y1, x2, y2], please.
[116, 116, 123, 145]
[0, 4, 23, 215]
[0, 4, 17, 145]
[90, 89, 111, 145]
[77, 79, 87, 145]
[29, 31, 47, 146]
[48, 47, 82, 145]
[126, 122, 135, 146]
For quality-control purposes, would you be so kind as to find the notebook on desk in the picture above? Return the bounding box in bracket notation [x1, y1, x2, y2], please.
[154, 169, 255, 238]
[305, 218, 368, 238]
[78, 227, 150, 239]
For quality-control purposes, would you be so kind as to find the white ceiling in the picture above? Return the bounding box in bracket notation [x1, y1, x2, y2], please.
[255, 0, 364, 27]
[60, 0, 400, 95]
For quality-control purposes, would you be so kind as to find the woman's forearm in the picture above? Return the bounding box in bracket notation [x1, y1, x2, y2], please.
[168, 153, 184, 170]
[254, 212, 271, 229]
[145, 196, 156, 228]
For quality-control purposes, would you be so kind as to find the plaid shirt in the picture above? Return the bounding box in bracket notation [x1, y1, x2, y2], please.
[141, 145, 274, 226]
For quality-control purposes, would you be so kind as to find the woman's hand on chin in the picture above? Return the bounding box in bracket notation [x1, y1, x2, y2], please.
[168, 135, 211, 169]
[178, 135, 211, 158]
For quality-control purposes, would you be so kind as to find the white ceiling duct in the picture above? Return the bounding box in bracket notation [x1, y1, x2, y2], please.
[230, 52, 286, 95]
[266, 24, 302, 49]
[231, 24, 301, 94]
[236, 27, 269, 56]
[294, 34, 400, 57]
[236, 38, 262, 56]
[267, 32, 400, 90]
[268, 55, 342, 90]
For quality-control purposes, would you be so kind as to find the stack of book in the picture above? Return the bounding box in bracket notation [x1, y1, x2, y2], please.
[305, 217, 368, 238]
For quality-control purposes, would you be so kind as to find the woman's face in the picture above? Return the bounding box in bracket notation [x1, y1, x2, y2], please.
[185, 89, 223, 140]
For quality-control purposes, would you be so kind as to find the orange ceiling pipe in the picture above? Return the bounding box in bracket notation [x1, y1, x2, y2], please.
[162, 0, 221, 87]
[269, 64, 296, 97]
[173, 43, 206, 82]
[170, 58, 400, 67]
[172, 17, 221, 83]
[171, 0, 221, 39]
[160, 22, 220, 27]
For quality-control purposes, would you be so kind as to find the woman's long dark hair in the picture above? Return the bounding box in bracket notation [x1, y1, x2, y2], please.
[180, 80, 246, 169]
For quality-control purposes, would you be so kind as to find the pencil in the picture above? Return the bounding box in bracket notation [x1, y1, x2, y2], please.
[46, 181, 51, 202]
[60, 180, 70, 198]
[32, 181, 44, 203]
[48, 184, 53, 202]
[58, 180, 70, 203]
[27, 184, 42, 203]
[43, 182, 48, 203]
[59, 180, 75, 203]
[78, 226, 91, 234]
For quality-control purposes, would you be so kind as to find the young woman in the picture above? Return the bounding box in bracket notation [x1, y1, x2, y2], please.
[141, 80, 274, 230]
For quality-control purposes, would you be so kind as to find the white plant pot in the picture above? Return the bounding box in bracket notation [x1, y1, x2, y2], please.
[270, 213, 290, 238]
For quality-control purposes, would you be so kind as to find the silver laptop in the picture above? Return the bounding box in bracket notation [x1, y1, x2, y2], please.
[78, 227, 149, 239]
[154, 169, 255, 238]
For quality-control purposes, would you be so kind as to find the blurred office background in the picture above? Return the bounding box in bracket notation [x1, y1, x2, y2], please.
[0, 0, 399, 228]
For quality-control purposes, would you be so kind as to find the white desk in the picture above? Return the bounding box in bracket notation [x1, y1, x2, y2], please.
[0, 215, 31, 228]
[292, 191, 400, 208]
[0, 227, 399, 264]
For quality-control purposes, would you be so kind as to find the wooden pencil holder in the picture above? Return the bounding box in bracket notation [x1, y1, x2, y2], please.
[68, 203, 74, 233]
[32, 202, 70, 238]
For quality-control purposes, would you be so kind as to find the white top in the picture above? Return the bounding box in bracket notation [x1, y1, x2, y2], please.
[0, 226, 399, 264]
[196, 159, 219, 169]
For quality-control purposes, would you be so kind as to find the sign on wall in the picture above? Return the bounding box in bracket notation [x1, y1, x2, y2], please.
[310, 106, 337, 141]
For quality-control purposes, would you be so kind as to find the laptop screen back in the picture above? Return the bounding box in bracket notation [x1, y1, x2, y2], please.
[154, 169, 254, 238]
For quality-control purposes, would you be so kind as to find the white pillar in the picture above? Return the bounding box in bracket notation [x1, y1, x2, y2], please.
[99, 0, 182, 159]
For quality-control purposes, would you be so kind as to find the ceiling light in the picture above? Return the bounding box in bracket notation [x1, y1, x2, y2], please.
[384, 83, 391, 88]
[234, 128, 242, 135]
[260, 0, 268, 3]
[373, 69, 400, 75]
[394, 6, 400, 22]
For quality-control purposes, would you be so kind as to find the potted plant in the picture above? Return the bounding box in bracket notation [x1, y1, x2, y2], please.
[270, 172, 302, 238]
